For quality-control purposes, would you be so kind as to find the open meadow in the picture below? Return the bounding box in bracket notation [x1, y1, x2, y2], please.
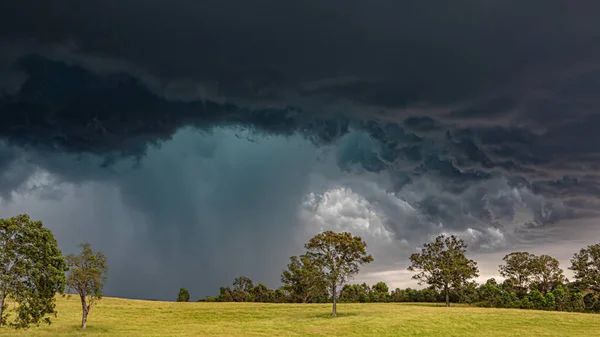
[1, 296, 600, 337]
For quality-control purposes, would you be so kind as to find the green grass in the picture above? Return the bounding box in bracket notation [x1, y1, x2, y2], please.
[1, 296, 600, 336]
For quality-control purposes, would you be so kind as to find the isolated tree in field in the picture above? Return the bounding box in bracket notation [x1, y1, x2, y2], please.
[281, 255, 326, 303]
[0, 214, 68, 329]
[408, 234, 479, 307]
[499, 252, 536, 296]
[305, 231, 374, 316]
[530, 254, 567, 294]
[570, 243, 600, 294]
[66, 243, 108, 329]
[177, 288, 190, 302]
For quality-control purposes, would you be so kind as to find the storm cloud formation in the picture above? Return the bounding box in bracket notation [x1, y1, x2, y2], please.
[1, 1, 600, 299]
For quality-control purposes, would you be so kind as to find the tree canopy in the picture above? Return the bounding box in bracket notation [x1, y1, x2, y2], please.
[304, 231, 373, 316]
[570, 243, 600, 294]
[0, 214, 67, 329]
[408, 234, 479, 307]
[177, 288, 190, 302]
[281, 255, 327, 303]
[499, 252, 536, 295]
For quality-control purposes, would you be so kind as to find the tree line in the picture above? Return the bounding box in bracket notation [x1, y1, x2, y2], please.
[194, 234, 600, 314]
[0, 215, 108, 330]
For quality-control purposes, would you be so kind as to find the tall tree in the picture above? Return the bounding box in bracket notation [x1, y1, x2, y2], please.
[530, 254, 567, 294]
[177, 288, 190, 302]
[281, 255, 326, 303]
[304, 231, 373, 316]
[0, 214, 67, 329]
[570, 243, 600, 294]
[66, 243, 108, 329]
[498, 252, 536, 296]
[408, 234, 479, 307]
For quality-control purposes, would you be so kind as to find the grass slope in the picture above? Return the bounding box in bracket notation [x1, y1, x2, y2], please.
[1, 296, 599, 336]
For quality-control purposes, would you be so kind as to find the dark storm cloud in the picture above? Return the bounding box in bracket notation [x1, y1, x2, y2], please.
[1, 0, 600, 297]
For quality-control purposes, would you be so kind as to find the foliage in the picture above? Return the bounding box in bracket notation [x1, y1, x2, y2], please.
[177, 288, 190, 302]
[0, 214, 68, 329]
[530, 254, 567, 294]
[570, 243, 600, 294]
[498, 252, 536, 296]
[408, 234, 479, 307]
[281, 255, 327, 303]
[304, 231, 374, 316]
[66, 243, 108, 329]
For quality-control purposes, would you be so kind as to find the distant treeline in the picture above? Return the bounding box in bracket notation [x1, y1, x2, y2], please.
[191, 239, 600, 314]
[198, 277, 595, 313]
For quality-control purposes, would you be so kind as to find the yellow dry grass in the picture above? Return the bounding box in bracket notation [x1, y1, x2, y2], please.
[1, 296, 599, 336]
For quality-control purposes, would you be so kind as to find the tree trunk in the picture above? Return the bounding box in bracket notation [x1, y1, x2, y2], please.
[444, 285, 450, 307]
[80, 296, 89, 329]
[331, 284, 337, 317]
[0, 290, 5, 325]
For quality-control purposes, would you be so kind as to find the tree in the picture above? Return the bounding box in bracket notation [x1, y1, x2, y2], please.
[281, 255, 326, 303]
[66, 243, 108, 329]
[530, 254, 567, 294]
[408, 234, 479, 307]
[570, 243, 600, 294]
[304, 231, 373, 316]
[0, 214, 68, 328]
[498, 252, 536, 297]
[177, 288, 190, 302]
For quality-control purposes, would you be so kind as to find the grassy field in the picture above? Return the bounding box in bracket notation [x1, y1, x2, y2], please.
[1, 296, 600, 336]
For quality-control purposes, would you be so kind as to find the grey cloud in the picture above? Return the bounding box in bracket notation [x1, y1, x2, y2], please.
[1, 0, 600, 298]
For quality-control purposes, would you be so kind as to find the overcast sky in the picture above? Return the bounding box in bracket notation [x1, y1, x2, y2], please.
[1, 1, 600, 300]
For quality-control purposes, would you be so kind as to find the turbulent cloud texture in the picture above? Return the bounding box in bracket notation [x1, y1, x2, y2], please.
[1, 1, 600, 298]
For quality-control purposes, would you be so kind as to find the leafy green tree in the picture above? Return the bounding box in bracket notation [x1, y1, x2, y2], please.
[408, 234, 479, 307]
[66, 243, 108, 329]
[177, 288, 190, 302]
[233, 276, 254, 293]
[527, 289, 546, 310]
[552, 285, 567, 311]
[281, 255, 326, 303]
[304, 231, 374, 316]
[530, 254, 567, 294]
[0, 214, 68, 329]
[370, 281, 390, 302]
[215, 287, 234, 302]
[570, 243, 600, 294]
[498, 252, 536, 297]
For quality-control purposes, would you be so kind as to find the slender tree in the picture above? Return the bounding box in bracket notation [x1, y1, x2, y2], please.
[304, 231, 373, 316]
[177, 288, 190, 302]
[0, 214, 68, 329]
[66, 243, 108, 329]
[570, 243, 600, 294]
[281, 255, 326, 303]
[408, 234, 479, 307]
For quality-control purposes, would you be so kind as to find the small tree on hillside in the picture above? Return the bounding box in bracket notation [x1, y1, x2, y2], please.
[0, 215, 68, 328]
[304, 231, 374, 316]
[177, 288, 190, 302]
[408, 234, 479, 307]
[570, 243, 600, 294]
[66, 243, 108, 329]
[281, 255, 327, 303]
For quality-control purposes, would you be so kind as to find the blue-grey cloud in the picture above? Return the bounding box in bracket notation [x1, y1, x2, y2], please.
[1, 0, 600, 299]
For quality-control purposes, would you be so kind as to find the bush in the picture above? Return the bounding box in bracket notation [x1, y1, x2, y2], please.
[177, 288, 190, 302]
[544, 293, 556, 310]
[528, 290, 546, 310]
